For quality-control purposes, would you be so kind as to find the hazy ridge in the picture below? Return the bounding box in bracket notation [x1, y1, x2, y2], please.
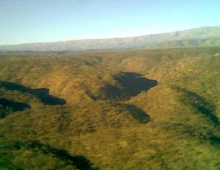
[147, 38, 220, 49]
[0, 26, 220, 51]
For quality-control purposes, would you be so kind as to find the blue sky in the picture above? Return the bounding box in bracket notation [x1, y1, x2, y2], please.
[0, 0, 219, 45]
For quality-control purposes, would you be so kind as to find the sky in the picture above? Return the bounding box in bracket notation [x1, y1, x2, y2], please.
[0, 0, 219, 45]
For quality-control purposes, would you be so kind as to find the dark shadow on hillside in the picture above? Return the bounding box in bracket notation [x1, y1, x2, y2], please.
[98, 72, 158, 100]
[2, 140, 98, 170]
[0, 98, 30, 111]
[209, 136, 220, 148]
[0, 98, 31, 118]
[123, 104, 150, 124]
[171, 86, 220, 126]
[0, 81, 66, 105]
[116, 72, 158, 97]
[166, 122, 220, 149]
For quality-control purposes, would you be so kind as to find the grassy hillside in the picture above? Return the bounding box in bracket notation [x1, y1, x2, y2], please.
[0, 47, 220, 169]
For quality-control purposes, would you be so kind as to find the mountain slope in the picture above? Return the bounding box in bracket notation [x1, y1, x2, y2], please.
[148, 38, 220, 49]
[1, 47, 220, 169]
[0, 26, 220, 51]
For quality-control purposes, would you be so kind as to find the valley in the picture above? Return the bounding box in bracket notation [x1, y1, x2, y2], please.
[1, 47, 220, 169]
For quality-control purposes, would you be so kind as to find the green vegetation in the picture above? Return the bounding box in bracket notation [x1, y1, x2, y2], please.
[0, 140, 98, 170]
[0, 47, 220, 169]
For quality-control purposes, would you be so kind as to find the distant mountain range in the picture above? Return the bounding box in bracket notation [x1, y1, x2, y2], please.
[0, 26, 220, 51]
[147, 38, 220, 49]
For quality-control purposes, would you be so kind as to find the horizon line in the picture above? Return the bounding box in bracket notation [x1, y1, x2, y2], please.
[1, 25, 219, 46]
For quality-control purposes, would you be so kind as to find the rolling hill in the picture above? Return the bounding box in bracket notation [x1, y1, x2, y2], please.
[1, 47, 220, 169]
